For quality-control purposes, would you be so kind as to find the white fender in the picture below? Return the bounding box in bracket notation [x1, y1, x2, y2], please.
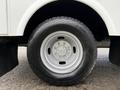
[16, 0, 116, 36]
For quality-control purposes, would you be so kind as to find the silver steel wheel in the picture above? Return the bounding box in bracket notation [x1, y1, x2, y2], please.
[40, 31, 83, 74]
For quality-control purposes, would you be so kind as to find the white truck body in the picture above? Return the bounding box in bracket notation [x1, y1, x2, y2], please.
[0, 0, 120, 36]
[0, 0, 7, 35]
[1, 0, 120, 85]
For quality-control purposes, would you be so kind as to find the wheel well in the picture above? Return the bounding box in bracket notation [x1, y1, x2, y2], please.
[23, 0, 109, 42]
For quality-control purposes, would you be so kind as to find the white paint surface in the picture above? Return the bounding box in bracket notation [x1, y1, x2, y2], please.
[1, 0, 120, 36]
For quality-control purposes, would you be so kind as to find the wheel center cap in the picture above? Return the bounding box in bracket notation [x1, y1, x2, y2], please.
[52, 40, 72, 60]
[56, 46, 66, 56]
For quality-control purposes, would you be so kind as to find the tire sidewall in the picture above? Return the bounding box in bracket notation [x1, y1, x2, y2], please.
[27, 17, 97, 85]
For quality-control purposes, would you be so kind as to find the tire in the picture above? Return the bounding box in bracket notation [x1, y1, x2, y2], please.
[109, 37, 120, 66]
[27, 17, 97, 86]
[0, 42, 18, 77]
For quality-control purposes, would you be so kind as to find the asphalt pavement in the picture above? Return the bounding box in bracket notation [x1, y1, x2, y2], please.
[0, 47, 120, 90]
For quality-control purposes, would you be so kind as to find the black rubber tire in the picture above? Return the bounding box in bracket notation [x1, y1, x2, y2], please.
[27, 17, 97, 86]
[0, 42, 18, 77]
[109, 37, 120, 66]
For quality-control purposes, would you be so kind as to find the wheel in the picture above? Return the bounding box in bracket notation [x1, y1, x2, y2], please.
[0, 42, 18, 77]
[27, 17, 97, 86]
[109, 37, 120, 66]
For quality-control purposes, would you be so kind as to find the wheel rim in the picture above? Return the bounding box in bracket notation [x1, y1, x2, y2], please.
[40, 31, 83, 74]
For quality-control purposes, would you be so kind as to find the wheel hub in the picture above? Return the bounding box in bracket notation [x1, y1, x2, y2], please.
[52, 40, 72, 60]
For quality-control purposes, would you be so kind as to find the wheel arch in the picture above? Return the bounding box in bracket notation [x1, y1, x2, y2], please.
[16, 0, 115, 41]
